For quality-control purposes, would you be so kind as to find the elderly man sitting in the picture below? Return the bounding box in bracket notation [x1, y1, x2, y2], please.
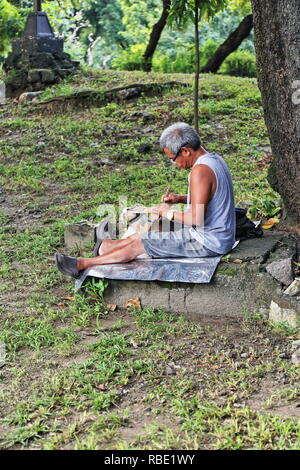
[56, 122, 236, 278]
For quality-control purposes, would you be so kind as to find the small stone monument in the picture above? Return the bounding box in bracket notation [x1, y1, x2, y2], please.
[3, 0, 79, 97]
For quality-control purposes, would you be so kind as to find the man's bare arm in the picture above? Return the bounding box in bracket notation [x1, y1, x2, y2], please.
[172, 165, 216, 226]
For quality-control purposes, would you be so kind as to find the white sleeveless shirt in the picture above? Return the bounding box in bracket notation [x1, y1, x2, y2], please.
[186, 152, 236, 254]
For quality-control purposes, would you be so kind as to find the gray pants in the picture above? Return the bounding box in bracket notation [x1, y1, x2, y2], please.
[141, 227, 219, 259]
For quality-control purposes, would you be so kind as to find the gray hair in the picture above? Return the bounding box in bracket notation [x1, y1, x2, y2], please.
[159, 122, 201, 155]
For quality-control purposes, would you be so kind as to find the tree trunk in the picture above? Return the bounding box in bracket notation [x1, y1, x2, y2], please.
[251, 0, 300, 227]
[202, 14, 253, 74]
[194, 0, 200, 133]
[142, 0, 171, 72]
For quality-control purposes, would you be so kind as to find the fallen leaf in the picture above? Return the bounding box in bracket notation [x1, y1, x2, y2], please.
[124, 297, 141, 309]
[107, 304, 117, 311]
[95, 384, 106, 391]
[262, 217, 280, 230]
[287, 334, 300, 340]
[232, 259, 243, 264]
[255, 152, 273, 170]
[63, 296, 76, 301]
[57, 302, 65, 307]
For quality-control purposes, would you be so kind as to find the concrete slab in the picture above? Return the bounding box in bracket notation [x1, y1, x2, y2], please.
[104, 263, 287, 320]
[76, 229, 300, 322]
[230, 231, 285, 262]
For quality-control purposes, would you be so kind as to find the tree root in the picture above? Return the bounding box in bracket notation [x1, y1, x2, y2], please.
[34, 82, 190, 112]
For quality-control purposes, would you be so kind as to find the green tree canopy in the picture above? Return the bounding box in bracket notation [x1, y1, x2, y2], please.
[229, 0, 251, 16]
[168, 0, 228, 28]
[0, 0, 22, 56]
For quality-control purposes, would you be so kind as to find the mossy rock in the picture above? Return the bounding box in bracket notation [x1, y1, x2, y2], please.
[3, 52, 21, 70]
[5, 69, 28, 87]
[29, 52, 57, 69]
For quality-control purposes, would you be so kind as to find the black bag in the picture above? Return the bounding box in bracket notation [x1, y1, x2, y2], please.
[235, 207, 263, 240]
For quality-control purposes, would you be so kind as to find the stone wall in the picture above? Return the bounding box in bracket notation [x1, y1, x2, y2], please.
[3, 38, 79, 98]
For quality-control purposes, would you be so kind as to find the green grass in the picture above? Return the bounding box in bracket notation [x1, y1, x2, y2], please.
[0, 72, 279, 217]
[0, 318, 78, 352]
[0, 68, 298, 450]
[1, 303, 300, 449]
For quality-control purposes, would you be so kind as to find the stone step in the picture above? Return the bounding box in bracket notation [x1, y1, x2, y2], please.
[103, 231, 300, 325]
[70, 224, 300, 325]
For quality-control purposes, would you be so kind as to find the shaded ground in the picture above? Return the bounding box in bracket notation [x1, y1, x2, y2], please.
[0, 69, 299, 450]
[0, 307, 299, 450]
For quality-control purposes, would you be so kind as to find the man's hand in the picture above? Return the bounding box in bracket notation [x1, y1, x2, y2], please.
[155, 164, 216, 227]
[151, 204, 172, 218]
[160, 192, 182, 204]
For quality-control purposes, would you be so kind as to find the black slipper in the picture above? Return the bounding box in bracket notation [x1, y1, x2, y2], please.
[55, 253, 80, 278]
[93, 220, 113, 257]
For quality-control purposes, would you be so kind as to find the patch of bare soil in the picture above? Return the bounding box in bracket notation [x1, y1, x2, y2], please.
[246, 376, 300, 419]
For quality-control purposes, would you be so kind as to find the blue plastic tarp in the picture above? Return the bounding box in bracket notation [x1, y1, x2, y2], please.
[75, 255, 221, 290]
